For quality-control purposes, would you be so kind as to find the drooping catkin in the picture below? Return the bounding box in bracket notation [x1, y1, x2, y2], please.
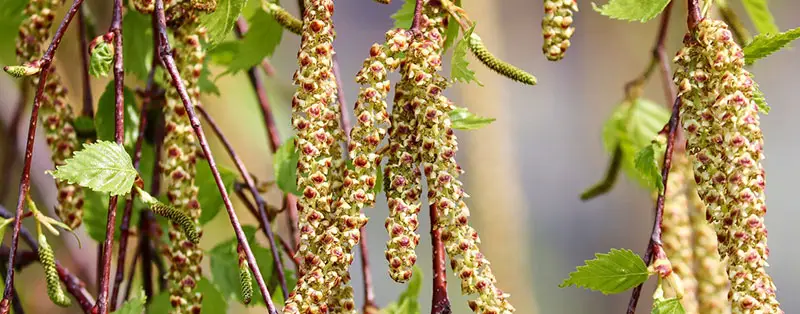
[38, 233, 71, 307]
[674, 19, 781, 313]
[412, 4, 515, 313]
[16, 0, 85, 230]
[661, 153, 698, 312]
[541, 0, 577, 61]
[468, 34, 537, 85]
[149, 201, 200, 244]
[688, 179, 731, 314]
[263, 1, 302, 35]
[161, 2, 209, 312]
[237, 245, 253, 304]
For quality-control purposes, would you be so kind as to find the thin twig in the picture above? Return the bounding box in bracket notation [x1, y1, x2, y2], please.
[234, 189, 301, 271]
[359, 226, 378, 312]
[95, 0, 125, 311]
[625, 98, 682, 314]
[0, 206, 96, 313]
[687, 0, 702, 30]
[0, 80, 28, 203]
[653, 1, 675, 107]
[1, 0, 86, 310]
[410, 0, 425, 32]
[77, 6, 93, 118]
[430, 203, 451, 314]
[195, 105, 289, 299]
[153, 1, 276, 311]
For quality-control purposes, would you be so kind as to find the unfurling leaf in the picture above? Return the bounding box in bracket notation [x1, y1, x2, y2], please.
[451, 25, 482, 86]
[741, 0, 779, 36]
[743, 27, 800, 65]
[634, 142, 664, 193]
[49, 141, 137, 196]
[652, 297, 686, 314]
[89, 39, 114, 77]
[448, 107, 496, 130]
[559, 248, 650, 294]
[274, 138, 301, 196]
[591, 0, 670, 22]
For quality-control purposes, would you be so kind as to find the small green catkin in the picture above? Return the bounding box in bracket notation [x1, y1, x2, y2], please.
[263, 2, 302, 35]
[467, 34, 537, 85]
[149, 202, 200, 244]
[38, 233, 71, 307]
[237, 245, 253, 304]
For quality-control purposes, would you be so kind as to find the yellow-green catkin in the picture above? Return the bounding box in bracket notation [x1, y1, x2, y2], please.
[661, 154, 698, 312]
[541, 0, 577, 61]
[161, 1, 214, 312]
[675, 19, 781, 313]
[237, 245, 253, 304]
[17, 0, 85, 230]
[263, 2, 302, 35]
[412, 3, 514, 313]
[467, 35, 537, 85]
[38, 233, 71, 307]
[689, 178, 731, 314]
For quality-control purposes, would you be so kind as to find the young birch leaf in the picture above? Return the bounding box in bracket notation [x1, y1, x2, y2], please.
[449, 106, 496, 130]
[451, 25, 482, 86]
[559, 248, 650, 294]
[274, 138, 301, 196]
[49, 141, 137, 196]
[442, 0, 462, 53]
[0, 0, 26, 64]
[95, 82, 140, 149]
[199, 0, 247, 47]
[753, 84, 770, 114]
[197, 162, 238, 225]
[112, 289, 146, 314]
[225, 9, 283, 74]
[392, 0, 416, 29]
[383, 266, 423, 314]
[743, 27, 800, 65]
[634, 143, 664, 193]
[89, 41, 114, 77]
[652, 298, 686, 314]
[741, 0, 779, 35]
[122, 11, 153, 81]
[591, 0, 670, 23]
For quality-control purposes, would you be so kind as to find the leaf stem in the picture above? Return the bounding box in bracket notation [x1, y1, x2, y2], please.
[1, 0, 87, 310]
[153, 1, 277, 311]
[195, 105, 289, 299]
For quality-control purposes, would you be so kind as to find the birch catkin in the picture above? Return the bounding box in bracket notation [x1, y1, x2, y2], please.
[661, 154, 698, 312]
[541, 0, 577, 61]
[675, 19, 781, 313]
[689, 179, 731, 314]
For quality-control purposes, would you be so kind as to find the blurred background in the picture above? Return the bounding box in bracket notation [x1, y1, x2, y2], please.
[1, 0, 799, 313]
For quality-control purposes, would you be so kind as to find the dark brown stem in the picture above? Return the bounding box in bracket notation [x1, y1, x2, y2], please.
[654, 1, 675, 107]
[195, 105, 289, 299]
[625, 98, 682, 314]
[0, 80, 28, 203]
[1, 0, 86, 310]
[0, 206, 96, 313]
[94, 0, 125, 312]
[0, 252, 24, 314]
[78, 6, 93, 118]
[153, 1, 276, 311]
[0, 248, 38, 271]
[687, 0, 702, 30]
[359, 226, 377, 312]
[430, 203, 451, 314]
[411, 0, 425, 31]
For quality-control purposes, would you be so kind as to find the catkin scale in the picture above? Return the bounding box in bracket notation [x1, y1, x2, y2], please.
[38, 233, 71, 307]
[674, 19, 781, 313]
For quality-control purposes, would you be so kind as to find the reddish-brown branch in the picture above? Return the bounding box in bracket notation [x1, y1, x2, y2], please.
[626, 98, 682, 314]
[411, 0, 425, 31]
[196, 105, 289, 298]
[359, 226, 377, 312]
[1, 0, 86, 310]
[430, 203, 451, 314]
[77, 6, 93, 118]
[687, 0, 702, 29]
[95, 0, 125, 312]
[153, 1, 276, 311]
[654, 1, 676, 106]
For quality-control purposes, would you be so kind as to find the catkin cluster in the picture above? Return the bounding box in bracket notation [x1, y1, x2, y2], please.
[541, 0, 577, 61]
[661, 154, 698, 312]
[674, 19, 781, 313]
[688, 177, 730, 313]
[161, 1, 213, 312]
[16, 0, 85, 229]
[409, 4, 515, 313]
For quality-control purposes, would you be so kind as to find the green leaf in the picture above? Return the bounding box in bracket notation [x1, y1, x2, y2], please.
[83, 190, 143, 242]
[601, 98, 669, 190]
[49, 141, 137, 195]
[591, 0, 670, 22]
[634, 142, 664, 193]
[112, 289, 146, 314]
[448, 106, 495, 130]
[743, 27, 800, 65]
[199, 0, 247, 47]
[442, 0, 462, 53]
[209, 226, 279, 306]
[382, 266, 423, 314]
[0, 0, 27, 64]
[559, 248, 651, 294]
[223, 9, 282, 74]
[147, 278, 227, 313]
[273, 138, 301, 196]
[199, 63, 221, 96]
[208, 41, 241, 66]
[451, 25, 482, 86]
[197, 162, 238, 225]
[652, 298, 686, 314]
[89, 41, 114, 77]
[374, 163, 384, 193]
[95, 81, 140, 149]
[391, 0, 416, 29]
[122, 11, 154, 81]
[753, 83, 770, 114]
[741, 0, 779, 36]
